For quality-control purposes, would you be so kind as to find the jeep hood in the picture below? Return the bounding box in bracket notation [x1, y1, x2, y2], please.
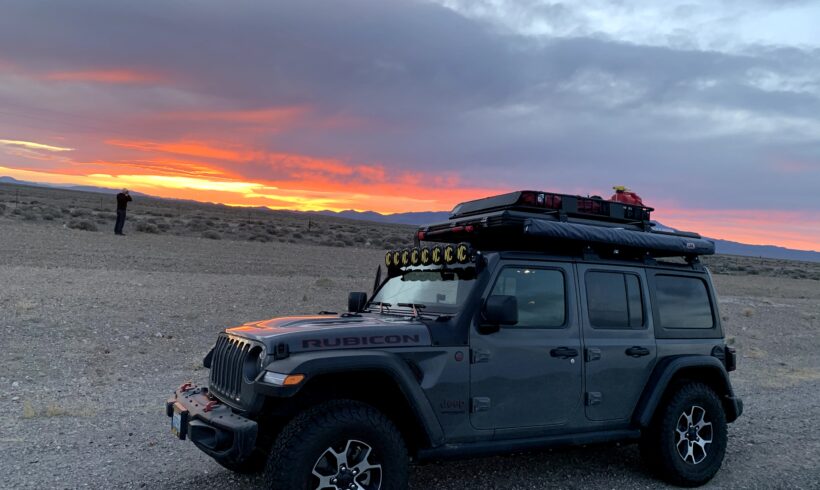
[224, 314, 432, 354]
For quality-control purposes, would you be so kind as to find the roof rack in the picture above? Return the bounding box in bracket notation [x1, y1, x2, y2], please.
[450, 190, 653, 225]
[416, 190, 715, 260]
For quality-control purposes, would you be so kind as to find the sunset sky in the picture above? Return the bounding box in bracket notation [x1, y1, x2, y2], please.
[1, 0, 819, 250]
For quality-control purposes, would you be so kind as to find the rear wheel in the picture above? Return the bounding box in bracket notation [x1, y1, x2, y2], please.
[641, 382, 728, 487]
[263, 400, 408, 490]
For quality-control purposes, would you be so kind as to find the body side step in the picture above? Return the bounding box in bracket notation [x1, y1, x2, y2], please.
[415, 429, 640, 462]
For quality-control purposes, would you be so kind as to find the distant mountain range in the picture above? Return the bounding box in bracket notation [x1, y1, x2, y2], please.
[316, 209, 451, 226]
[0, 176, 147, 196]
[3, 175, 818, 262]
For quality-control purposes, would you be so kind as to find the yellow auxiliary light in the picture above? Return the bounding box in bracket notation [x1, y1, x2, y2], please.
[401, 249, 410, 266]
[392, 250, 401, 266]
[431, 245, 443, 265]
[420, 247, 431, 265]
[456, 242, 470, 264]
[385, 251, 393, 267]
[410, 248, 420, 266]
[443, 244, 455, 264]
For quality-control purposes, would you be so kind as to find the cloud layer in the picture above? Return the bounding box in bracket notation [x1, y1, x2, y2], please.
[0, 0, 818, 249]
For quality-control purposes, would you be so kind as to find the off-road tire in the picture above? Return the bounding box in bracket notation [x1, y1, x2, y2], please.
[641, 382, 728, 487]
[263, 399, 408, 490]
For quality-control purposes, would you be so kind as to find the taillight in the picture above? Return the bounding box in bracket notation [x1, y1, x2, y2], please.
[711, 345, 737, 372]
[517, 191, 562, 209]
[725, 346, 737, 372]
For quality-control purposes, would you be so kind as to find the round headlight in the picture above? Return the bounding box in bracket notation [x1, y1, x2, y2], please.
[258, 349, 268, 372]
[244, 346, 266, 381]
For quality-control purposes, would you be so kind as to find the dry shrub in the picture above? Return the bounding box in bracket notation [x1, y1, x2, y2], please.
[44, 404, 69, 417]
[201, 230, 221, 240]
[41, 208, 61, 221]
[22, 401, 36, 419]
[187, 220, 208, 231]
[68, 219, 98, 232]
[136, 222, 159, 234]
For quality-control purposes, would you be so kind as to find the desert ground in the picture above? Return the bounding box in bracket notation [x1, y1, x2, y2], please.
[1, 183, 818, 489]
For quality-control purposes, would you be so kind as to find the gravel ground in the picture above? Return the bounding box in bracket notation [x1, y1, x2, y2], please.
[1, 220, 819, 489]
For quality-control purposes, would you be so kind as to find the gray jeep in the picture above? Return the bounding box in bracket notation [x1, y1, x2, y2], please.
[167, 190, 742, 489]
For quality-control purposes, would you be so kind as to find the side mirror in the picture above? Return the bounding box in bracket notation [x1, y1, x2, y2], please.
[479, 295, 518, 334]
[348, 292, 368, 313]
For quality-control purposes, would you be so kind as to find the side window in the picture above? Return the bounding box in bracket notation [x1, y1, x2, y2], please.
[490, 267, 565, 328]
[655, 275, 714, 329]
[586, 271, 644, 328]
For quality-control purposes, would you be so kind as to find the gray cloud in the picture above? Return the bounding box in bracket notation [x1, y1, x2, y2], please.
[0, 0, 818, 213]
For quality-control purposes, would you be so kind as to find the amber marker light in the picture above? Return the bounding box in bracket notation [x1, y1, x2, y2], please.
[283, 374, 305, 386]
[263, 372, 306, 386]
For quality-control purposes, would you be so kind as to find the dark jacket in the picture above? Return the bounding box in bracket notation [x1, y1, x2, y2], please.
[117, 193, 132, 211]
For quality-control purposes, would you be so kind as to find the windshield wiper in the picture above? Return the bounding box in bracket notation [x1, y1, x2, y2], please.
[368, 301, 392, 314]
[397, 303, 427, 318]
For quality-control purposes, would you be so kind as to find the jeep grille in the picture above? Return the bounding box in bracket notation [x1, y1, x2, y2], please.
[209, 335, 255, 402]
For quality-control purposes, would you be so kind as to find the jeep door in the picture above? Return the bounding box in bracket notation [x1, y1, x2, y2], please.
[577, 264, 657, 421]
[469, 260, 584, 431]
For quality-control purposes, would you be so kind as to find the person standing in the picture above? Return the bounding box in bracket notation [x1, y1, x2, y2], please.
[114, 188, 132, 235]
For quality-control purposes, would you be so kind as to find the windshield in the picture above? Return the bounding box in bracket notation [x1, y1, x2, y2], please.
[369, 266, 478, 314]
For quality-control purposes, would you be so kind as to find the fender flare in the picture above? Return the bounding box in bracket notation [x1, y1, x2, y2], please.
[633, 355, 743, 427]
[260, 350, 445, 447]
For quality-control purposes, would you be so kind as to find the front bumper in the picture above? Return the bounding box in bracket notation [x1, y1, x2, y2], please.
[165, 383, 258, 464]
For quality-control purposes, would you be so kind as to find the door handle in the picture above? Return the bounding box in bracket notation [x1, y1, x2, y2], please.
[550, 347, 579, 359]
[625, 346, 651, 358]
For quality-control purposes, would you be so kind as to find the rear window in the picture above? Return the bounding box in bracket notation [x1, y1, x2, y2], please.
[586, 271, 644, 328]
[655, 275, 714, 329]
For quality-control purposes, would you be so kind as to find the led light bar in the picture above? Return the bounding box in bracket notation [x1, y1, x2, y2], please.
[385, 242, 472, 268]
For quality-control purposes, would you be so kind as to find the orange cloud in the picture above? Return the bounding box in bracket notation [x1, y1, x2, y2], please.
[106, 139, 251, 162]
[158, 106, 309, 124]
[3, 161, 819, 250]
[656, 208, 820, 252]
[45, 69, 162, 84]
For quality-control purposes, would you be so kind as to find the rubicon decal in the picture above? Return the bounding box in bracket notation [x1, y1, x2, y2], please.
[302, 334, 421, 349]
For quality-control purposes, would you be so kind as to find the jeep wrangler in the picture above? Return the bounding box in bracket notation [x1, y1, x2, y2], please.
[167, 190, 742, 489]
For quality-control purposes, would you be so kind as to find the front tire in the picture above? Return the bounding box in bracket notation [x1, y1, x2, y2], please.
[264, 400, 408, 490]
[641, 382, 728, 487]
